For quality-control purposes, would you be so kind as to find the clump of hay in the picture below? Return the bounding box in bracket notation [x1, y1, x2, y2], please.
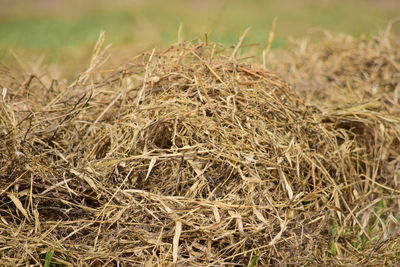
[1, 35, 399, 266]
[273, 26, 400, 115]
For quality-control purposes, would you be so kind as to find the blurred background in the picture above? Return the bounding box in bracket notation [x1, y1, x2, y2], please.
[1, 0, 399, 73]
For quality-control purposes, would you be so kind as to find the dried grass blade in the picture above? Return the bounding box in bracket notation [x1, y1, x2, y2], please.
[7, 193, 31, 221]
[173, 220, 182, 263]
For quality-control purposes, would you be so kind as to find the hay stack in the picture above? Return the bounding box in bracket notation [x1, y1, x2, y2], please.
[274, 28, 400, 116]
[1, 38, 399, 266]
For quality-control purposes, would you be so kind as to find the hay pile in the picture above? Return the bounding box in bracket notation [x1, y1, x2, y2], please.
[273, 27, 400, 116]
[1, 34, 399, 266]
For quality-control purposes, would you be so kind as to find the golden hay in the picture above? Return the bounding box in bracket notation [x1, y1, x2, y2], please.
[272, 27, 400, 116]
[0, 33, 399, 266]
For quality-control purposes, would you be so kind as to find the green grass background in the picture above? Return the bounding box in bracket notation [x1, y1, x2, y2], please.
[0, 0, 399, 67]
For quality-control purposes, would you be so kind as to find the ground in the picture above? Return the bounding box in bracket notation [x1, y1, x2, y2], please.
[1, 0, 399, 72]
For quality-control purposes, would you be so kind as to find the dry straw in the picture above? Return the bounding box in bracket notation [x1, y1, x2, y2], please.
[0, 29, 399, 266]
[273, 24, 400, 116]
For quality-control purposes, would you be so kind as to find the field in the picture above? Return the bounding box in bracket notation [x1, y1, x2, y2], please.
[1, 0, 399, 68]
[1, 0, 400, 266]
